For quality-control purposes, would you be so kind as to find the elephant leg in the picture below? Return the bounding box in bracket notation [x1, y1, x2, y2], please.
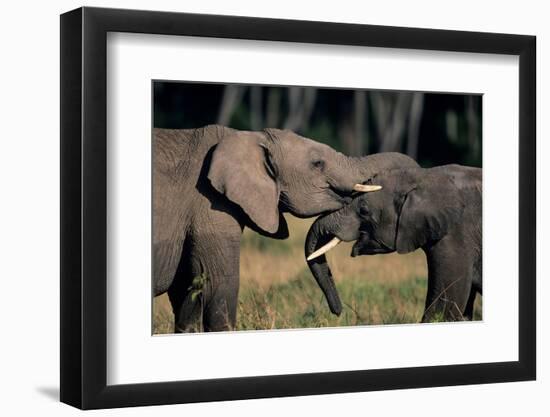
[191, 233, 241, 332]
[463, 286, 478, 321]
[422, 238, 474, 322]
[168, 241, 241, 332]
[422, 277, 472, 322]
[169, 208, 242, 332]
[463, 259, 483, 321]
[168, 240, 203, 333]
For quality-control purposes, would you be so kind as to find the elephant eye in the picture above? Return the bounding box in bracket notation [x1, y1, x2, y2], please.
[311, 159, 325, 170]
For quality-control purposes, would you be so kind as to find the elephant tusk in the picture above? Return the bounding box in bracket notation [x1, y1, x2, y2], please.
[353, 184, 383, 193]
[307, 237, 342, 261]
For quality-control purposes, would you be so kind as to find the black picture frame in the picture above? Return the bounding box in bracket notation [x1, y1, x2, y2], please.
[60, 6, 536, 410]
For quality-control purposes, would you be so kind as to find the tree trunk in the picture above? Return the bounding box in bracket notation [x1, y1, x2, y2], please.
[380, 92, 412, 152]
[266, 87, 281, 128]
[250, 86, 263, 130]
[217, 85, 245, 126]
[353, 90, 367, 156]
[284, 87, 317, 132]
[466, 95, 481, 163]
[406, 92, 424, 159]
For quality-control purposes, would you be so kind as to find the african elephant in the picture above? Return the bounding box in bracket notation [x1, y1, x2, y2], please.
[154, 125, 418, 331]
[305, 164, 482, 322]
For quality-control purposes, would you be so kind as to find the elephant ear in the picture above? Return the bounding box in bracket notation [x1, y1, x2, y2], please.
[208, 132, 282, 235]
[395, 175, 465, 254]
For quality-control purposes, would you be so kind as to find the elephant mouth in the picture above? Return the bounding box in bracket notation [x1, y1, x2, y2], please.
[350, 233, 393, 257]
[350, 242, 392, 256]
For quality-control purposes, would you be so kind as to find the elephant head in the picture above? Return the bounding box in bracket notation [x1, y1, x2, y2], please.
[305, 166, 466, 315]
[207, 128, 384, 236]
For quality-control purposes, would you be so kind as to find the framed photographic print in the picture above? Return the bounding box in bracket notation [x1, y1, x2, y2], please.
[60, 6, 536, 409]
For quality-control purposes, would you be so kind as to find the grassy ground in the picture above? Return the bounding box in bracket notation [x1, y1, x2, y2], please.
[153, 215, 481, 333]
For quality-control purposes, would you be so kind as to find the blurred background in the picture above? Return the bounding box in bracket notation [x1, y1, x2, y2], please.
[154, 82, 482, 168]
[153, 82, 483, 333]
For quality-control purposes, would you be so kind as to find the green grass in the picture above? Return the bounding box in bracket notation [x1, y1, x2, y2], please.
[236, 271, 428, 330]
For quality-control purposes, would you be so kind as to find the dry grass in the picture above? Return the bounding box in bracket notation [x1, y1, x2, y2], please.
[153, 215, 481, 333]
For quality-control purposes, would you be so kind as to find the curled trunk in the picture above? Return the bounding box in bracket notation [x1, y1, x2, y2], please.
[305, 215, 343, 316]
[305, 201, 362, 316]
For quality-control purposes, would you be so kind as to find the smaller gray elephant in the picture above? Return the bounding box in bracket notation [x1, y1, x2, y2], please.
[305, 164, 482, 322]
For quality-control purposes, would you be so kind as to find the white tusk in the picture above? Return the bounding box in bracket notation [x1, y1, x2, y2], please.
[353, 184, 383, 193]
[307, 237, 342, 261]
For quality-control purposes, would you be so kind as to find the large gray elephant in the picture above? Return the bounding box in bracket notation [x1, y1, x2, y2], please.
[154, 125, 417, 331]
[305, 164, 482, 322]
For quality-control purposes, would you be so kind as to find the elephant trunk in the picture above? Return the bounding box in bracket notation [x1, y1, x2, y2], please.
[353, 152, 419, 179]
[305, 204, 362, 316]
[329, 152, 380, 195]
[305, 216, 343, 316]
